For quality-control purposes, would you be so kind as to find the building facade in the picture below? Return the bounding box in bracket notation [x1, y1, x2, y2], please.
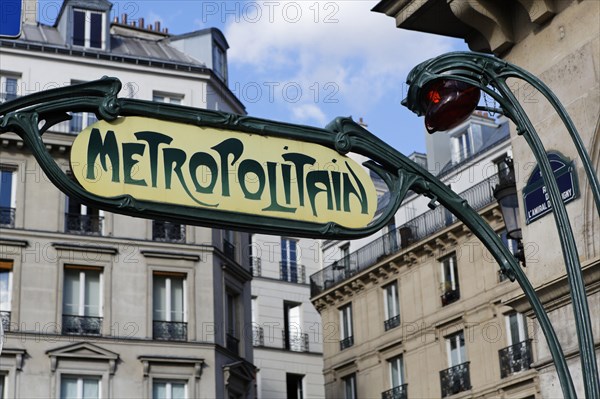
[1, 1, 256, 398]
[250, 234, 325, 398]
[312, 114, 543, 398]
[373, 0, 600, 397]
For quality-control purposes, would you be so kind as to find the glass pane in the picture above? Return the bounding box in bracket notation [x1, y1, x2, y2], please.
[152, 382, 166, 399]
[84, 271, 101, 317]
[510, 313, 520, 344]
[170, 278, 184, 322]
[171, 383, 186, 399]
[82, 379, 99, 399]
[0, 170, 13, 208]
[73, 10, 85, 46]
[5, 78, 17, 100]
[63, 270, 80, 315]
[60, 377, 78, 399]
[0, 270, 10, 310]
[170, 98, 181, 105]
[153, 276, 166, 320]
[153, 95, 165, 103]
[89, 13, 102, 48]
[0, 375, 5, 399]
[86, 113, 98, 127]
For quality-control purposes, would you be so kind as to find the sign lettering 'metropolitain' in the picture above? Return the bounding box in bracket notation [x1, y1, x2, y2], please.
[71, 117, 377, 228]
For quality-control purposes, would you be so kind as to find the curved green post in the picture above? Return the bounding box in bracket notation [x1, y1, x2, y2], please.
[403, 51, 599, 399]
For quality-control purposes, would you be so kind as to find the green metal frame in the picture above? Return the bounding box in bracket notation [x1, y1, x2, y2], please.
[0, 51, 597, 398]
[404, 51, 599, 399]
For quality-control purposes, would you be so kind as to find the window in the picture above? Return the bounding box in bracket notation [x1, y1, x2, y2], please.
[339, 304, 353, 350]
[284, 302, 307, 352]
[286, 373, 304, 399]
[506, 312, 528, 346]
[389, 355, 404, 389]
[441, 331, 470, 397]
[62, 266, 102, 335]
[152, 220, 185, 242]
[65, 196, 103, 235]
[68, 81, 98, 133]
[213, 44, 227, 83]
[153, 273, 187, 341]
[446, 331, 466, 367]
[440, 254, 460, 306]
[0, 374, 4, 399]
[342, 374, 357, 399]
[72, 9, 105, 49]
[153, 93, 183, 105]
[0, 260, 13, 332]
[281, 238, 300, 283]
[226, 291, 240, 355]
[223, 230, 236, 260]
[0, 168, 16, 228]
[383, 282, 400, 331]
[60, 376, 100, 399]
[0, 75, 19, 102]
[152, 380, 186, 399]
[452, 130, 473, 162]
[385, 219, 399, 253]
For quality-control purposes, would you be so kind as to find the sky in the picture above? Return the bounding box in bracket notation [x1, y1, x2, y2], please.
[39, 0, 468, 155]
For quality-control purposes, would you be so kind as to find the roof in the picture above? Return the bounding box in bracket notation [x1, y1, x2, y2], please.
[17, 23, 203, 67]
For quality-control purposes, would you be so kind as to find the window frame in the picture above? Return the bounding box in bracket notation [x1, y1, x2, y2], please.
[0, 75, 19, 102]
[151, 379, 188, 399]
[339, 303, 353, 350]
[342, 373, 357, 399]
[446, 331, 467, 367]
[153, 273, 187, 323]
[388, 355, 404, 389]
[383, 281, 400, 322]
[59, 375, 101, 399]
[505, 312, 528, 346]
[72, 8, 106, 49]
[153, 92, 184, 105]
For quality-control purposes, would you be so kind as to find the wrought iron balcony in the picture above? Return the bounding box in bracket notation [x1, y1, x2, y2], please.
[310, 174, 500, 297]
[152, 221, 186, 243]
[1, 311, 11, 332]
[250, 256, 262, 277]
[340, 335, 354, 351]
[223, 239, 236, 260]
[280, 262, 306, 284]
[65, 213, 103, 235]
[226, 332, 240, 355]
[283, 330, 309, 352]
[62, 315, 102, 335]
[0, 207, 15, 228]
[253, 325, 264, 347]
[499, 339, 533, 378]
[153, 320, 187, 341]
[441, 287, 460, 306]
[384, 314, 401, 331]
[440, 362, 471, 397]
[382, 384, 408, 399]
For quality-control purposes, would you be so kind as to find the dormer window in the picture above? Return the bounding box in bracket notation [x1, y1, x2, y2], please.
[213, 44, 227, 83]
[73, 9, 105, 49]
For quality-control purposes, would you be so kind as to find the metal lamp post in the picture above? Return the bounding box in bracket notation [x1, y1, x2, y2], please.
[403, 51, 600, 399]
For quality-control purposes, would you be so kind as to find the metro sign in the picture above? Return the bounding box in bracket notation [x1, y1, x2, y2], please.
[0, 0, 23, 38]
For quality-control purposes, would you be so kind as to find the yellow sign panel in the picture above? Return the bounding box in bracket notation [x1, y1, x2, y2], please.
[70, 117, 377, 228]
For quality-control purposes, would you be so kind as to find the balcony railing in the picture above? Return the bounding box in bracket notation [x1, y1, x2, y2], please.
[223, 239, 236, 260]
[65, 213, 104, 235]
[62, 315, 102, 335]
[1, 311, 11, 332]
[440, 362, 471, 397]
[283, 331, 309, 352]
[340, 335, 354, 350]
[250, 256, 262, 277]
[226, 332, 240, 355]
[384, 314, 401, 331]
[382, 384, 408, 399]
[253, 325, 264, 347]
[441, 287, 460, 306]
[153, 320, 187, 341]
[280, 262, 306, 284]
[499, 339, 533, 378]
[310, 174, 500, 297]
[0, 207, 15, 228]
[152, 221, 186, 243]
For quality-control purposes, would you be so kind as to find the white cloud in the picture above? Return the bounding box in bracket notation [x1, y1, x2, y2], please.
[225, 1, 459, 120]
[290, 103, 328, 125]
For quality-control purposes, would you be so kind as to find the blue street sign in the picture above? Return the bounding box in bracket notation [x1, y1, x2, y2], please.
[523, 152, 579, 224]
[0, 0, 23, 38]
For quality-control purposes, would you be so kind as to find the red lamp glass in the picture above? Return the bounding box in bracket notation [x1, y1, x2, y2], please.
[421, 79, 481, 133]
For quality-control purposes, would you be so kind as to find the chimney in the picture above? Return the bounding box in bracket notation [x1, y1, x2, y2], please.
[164, 28, 169, 34]
[122, 13, 128, 25]
[113, 16, 118, 24]
[358, 117, 368, 128]
[130, 21, 136, 28]
[148, 24, 153, 31]
[155, 21, 161, 32]
[139, 18, 145, 29]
